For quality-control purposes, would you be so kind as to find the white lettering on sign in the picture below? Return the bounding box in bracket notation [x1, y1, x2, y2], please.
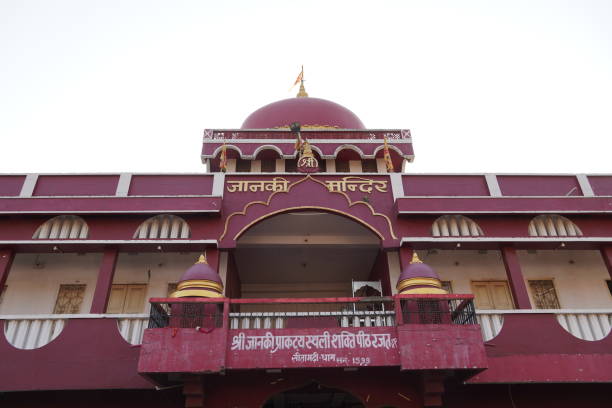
[230, 330, 398, 354]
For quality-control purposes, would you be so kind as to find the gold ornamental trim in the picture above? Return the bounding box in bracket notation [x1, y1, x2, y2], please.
[177, 280, 223, 292]
[170, 289, 224, 298]
[398, 287, 448, 295]
[397, 278, 443, 292]
[219, 175, 398, 242]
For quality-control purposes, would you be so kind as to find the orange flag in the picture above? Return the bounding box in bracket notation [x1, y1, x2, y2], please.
[383, 136, 394, 172]
[291, 66, 304, 89]
[219, 142, 227, 172]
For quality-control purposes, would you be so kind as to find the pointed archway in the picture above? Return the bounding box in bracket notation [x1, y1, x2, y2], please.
[263, 381, 365, 408]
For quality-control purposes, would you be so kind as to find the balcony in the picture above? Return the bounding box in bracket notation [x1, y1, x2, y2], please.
[1, 301, 610, 392]
[138, 295, 487, 381]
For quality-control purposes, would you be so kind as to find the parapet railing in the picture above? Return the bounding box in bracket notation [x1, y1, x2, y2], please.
[395, 294, 477, 325]
[1, 313, 148, 349]
[147, 295, 477, 330]
[477, 309, 612, 341]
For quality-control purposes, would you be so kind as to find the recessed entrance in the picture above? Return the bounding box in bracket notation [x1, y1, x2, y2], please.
[262, 381, 365, 408]
[233, 211, 384, 298]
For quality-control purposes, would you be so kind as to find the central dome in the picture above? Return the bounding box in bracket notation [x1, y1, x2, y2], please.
[241, 97, 365, 129]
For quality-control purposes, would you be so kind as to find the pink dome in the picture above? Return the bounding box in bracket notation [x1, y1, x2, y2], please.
[241, 97, 365, 129]
[179, 261, 222, 284]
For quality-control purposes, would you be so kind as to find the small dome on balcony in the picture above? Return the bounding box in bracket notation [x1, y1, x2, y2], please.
[396, 253, 447, 295]
[170, 254, 224, 298]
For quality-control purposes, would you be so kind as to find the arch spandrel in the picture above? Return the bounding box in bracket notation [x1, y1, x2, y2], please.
[219, 174, 398, 248]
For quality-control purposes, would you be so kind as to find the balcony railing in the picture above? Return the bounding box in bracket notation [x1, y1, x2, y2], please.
[396, 295, 477, 325]
[2, 305, 609, 350]
[2, 314, 148, 349]
[477, 309, 612, 341]
[147, 295, 477, 330]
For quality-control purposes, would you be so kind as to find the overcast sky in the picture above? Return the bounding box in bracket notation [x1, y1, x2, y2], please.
[1, 1, 611, 174]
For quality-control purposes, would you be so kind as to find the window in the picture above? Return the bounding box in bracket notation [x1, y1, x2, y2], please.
[432, 215, 484, 237]
[134, 214, 190, 239]
[260, 159, 276, 172]
[33, 215, 89, 239]
[317, 158, 327, 172]
[53, 284, 86, 314]
[362, 159, 378, 173]
[106, 284, 147, 314]
[471, 281, 514, 309]
[335, 160, 349, 173]
[528, 280, 561, 309]
[284, 159, 297, 172]
[528, 215, 582, 237]
[235, 159, 251, 173]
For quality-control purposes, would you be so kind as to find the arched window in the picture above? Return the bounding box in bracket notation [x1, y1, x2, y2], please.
[33, 215, 89, 239]
[528, 215, 582, 237]
[432, 215, 484, 237]
[134, 215, 190, 239]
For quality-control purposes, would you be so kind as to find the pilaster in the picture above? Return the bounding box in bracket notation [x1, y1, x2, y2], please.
[500, 246, 532, 309]
[0, 249, 15, 291]
[90, 248, 119, 313]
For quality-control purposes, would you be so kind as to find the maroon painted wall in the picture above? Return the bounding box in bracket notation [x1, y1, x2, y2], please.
[368, 250, 392, 295]
[588, 176, 612, 196]
[33, 175, 119, 196]
[0, 389, 183, 408]
[497, 175, 582, 196]
[128, 175, 214, 196]
[402, 175, 489, 196]
[0, 318, 152, 391]
[444, 383, 611, 408]
[0, 175, 25, 196]
[2, 381, 610, 408]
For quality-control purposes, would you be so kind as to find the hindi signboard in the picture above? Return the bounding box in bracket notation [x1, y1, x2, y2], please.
[226, 327, 400, 369]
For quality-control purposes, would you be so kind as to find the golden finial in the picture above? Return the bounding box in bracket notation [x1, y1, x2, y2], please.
[295, 65, 308, 98]
[410, 252, 423, 264]
[196, 254, 208, 264]
[297, 81, 309, 98]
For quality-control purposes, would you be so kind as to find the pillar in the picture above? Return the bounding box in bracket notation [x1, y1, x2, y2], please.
[0, 249, 15, 292]
[599, 245, 612, 279]
[422, 371, 445, 407]
[500, 246, 532, 309]
[183, 375, 204, 408]
[90, 248, 119, 313]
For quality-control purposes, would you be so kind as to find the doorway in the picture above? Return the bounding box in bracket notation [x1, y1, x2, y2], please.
[262, 381, 365, 408]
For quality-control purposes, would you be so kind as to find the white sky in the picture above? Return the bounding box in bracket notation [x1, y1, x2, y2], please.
[1, 0, 611, 174]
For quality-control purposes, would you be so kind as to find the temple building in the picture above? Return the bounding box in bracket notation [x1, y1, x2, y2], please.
[0, 79, 611, 407]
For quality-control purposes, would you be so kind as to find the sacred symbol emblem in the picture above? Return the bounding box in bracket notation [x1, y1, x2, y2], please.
[296, 139, 319, 173]
[297, 155, 319, 173]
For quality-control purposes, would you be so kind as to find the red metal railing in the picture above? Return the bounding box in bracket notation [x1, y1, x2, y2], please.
[203, 129, 410, 141]
[148, 295, 476, 330]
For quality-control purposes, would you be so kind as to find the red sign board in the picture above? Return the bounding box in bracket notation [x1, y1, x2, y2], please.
[226, 327, 400, 369]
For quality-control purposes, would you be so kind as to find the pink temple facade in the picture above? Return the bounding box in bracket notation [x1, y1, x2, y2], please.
[0, 86, 611, 407]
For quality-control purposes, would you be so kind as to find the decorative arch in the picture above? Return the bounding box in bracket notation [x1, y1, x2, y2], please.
[211, 144, 244, 159]
[134, 214, 190, 239]
[262, 381, 365, 408]
[253, 144, 284, 159]
[372, 143, 404, 158]
[33, 215, 88, 239]
[432, 215, 484, 237]
[235, 206, 384, 242]
[333, 144, 366, 159]
[219, 175, 398, 247]
[528, 214, 582, 237]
